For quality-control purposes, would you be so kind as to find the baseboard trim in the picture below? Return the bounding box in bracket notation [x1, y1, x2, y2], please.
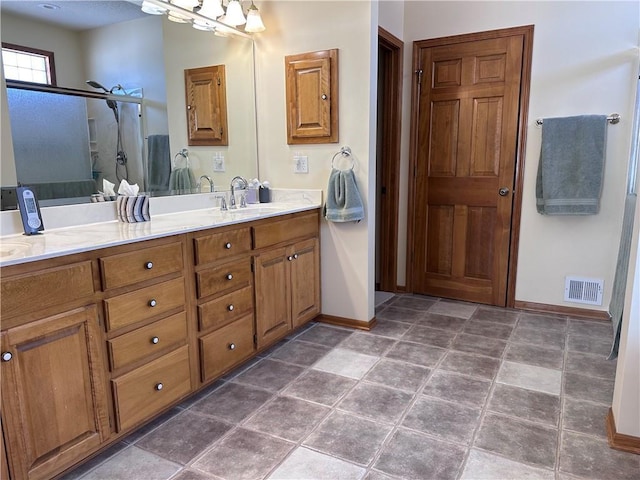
[606, 408, 640, 455]
[317, 314, 377, 331]
[514, 301, 610, 321]
[395, 285, 407, 293]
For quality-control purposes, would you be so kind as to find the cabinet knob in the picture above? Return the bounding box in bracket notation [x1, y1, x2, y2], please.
[321, 94, 328, 100]
[155, 383, 163, 391]
[151, 336, 160, 344]
[225, 242, 232, 249]
[2, 352, 12, 362]
[226, 273, 233, 280]
[187, 105, 192, 110]
[293, 254, 299, 260]
[227, 304, 234, 312]
[228, 343, 236, 350]
[145, 261, 153, 270]
[287, 256, 293, 261]
[149, 299, 157, 307]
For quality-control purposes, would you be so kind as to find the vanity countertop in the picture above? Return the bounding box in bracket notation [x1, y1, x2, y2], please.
[0, 201, 322, 267]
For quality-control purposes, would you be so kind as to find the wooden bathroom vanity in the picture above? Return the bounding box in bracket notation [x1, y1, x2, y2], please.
[0, 207, 321, 480]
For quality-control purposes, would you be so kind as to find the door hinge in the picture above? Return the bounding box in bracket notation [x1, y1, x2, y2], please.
[381, 186, 387, 195]
[217, 76, 221, 86]
[253, 334, 257, 345]
[415, 69, 423, 84]
[220, 127, 224, 136]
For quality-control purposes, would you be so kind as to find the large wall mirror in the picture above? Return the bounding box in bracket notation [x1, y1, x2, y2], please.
[0, 0, 258, 208]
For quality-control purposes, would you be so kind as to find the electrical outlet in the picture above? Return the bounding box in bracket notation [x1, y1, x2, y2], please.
[294, 155, 309, 174]
[213, 153, 225, 172]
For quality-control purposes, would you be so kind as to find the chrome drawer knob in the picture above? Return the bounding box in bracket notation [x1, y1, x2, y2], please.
[225, 242, 232, 249]
[155, 383, 163, 391]
[287, 256, 293, 261]
[226, 273, 233, 280]
[151, 336, 159, 344]
[2, 352, 12, 362]
[149, 299, 157, 307]
[145, 261, 153, 270]
[228, 343, 236, 350]
[293, 254, 299, 259]
[227, 304, 234, 311]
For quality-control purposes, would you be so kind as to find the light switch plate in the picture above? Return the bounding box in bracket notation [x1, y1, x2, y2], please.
[213, 153, 225, 172]
[294, 155, 308, 174]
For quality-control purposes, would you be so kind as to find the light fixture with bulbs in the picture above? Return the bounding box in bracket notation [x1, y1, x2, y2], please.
[140, 0, 266, 36]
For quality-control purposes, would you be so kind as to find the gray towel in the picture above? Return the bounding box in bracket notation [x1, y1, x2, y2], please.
[536, 115, 608, 215]
[324, 168, 365, 222]
[168, 167, 196, 194]
[148, 135, 171, 192]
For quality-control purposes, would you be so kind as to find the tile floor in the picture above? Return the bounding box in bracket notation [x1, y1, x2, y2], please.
[62, 295, 639, 480]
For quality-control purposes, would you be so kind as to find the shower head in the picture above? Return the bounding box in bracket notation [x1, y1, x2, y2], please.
[86, 80, 110, 93]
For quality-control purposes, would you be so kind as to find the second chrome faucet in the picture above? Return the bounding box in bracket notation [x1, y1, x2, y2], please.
[229, 176, 248, 209]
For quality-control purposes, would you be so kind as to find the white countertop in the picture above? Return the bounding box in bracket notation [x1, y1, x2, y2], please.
[0, 193, 322, 267]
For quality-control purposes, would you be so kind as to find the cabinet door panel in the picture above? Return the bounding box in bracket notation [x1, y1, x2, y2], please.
[185, 65, 228, 146]
[1, 306, 109, 480]
[291, 238, 321, 328]
[254, 247, 291, 348]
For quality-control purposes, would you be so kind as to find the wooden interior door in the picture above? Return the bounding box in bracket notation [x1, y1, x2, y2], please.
[411, 32, 525, 306]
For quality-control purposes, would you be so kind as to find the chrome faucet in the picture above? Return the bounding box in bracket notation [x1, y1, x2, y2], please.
[229, 176, 248, 209]
[198, 175, 214, 193]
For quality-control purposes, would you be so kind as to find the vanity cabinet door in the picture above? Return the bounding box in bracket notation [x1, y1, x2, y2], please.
[254, 246, 291, 348]
[290, 238, 321, 328]
[185, 65, 228, 146]
[1, 305, 109, 480]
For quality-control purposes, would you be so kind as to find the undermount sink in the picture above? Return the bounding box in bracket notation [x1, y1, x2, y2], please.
[0, 241, 33, 259]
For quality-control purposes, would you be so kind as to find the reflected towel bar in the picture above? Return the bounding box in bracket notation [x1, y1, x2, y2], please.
[536, 113, 620, 126]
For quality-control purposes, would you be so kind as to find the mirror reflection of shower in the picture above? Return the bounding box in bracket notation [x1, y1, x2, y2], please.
[86, 80, 129, 183]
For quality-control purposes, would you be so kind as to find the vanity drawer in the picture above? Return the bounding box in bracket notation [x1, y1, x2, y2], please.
[253, 211, 319, 249]
[193, 226, 252, 265]
[100, 242, 183, 290]
[200, 314, 255, 382]
[108, 312, 188, 371]
[196, 258, 252, 299]
[112, 345, 191, 432]
[198, 286, 253, 332]
[1, 261, 95, 319]
[104, 277, 186, 332]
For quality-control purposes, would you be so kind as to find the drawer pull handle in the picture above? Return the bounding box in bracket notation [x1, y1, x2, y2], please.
[227, 304, 234, 312]
[145, 261, 153, 270]
[226, 273, 233, 280]
[225, 242, 232, 249]
[149, 299, 157, 307]
[151, 336, 160, 344]
[228, 343, 236, 350]
[2, 352, 12, 362]
[155, 383, 163, 391]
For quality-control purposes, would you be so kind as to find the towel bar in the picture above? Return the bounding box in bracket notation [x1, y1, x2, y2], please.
[536, 113, 620, 126]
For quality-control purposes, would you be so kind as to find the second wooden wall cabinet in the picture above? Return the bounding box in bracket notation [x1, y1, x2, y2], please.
[185, 65, 229, 146]
[285, 49, 339, 144]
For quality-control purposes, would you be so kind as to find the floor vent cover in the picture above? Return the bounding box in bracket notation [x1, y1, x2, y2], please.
[564, 276, 604, 305]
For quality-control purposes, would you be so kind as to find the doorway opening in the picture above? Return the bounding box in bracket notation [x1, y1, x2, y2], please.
[375, 27, 403, 294]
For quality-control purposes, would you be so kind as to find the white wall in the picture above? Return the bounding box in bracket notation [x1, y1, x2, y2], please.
[254, 1, 377, 321]
[400, 1, 639, 310]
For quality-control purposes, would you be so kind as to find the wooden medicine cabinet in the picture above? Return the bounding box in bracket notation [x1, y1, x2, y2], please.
[185, 65, 229, 146]
[285, 49, 339, 144]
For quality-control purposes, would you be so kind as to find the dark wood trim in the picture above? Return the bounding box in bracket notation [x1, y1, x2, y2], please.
[377, 27, 403, 293]
[607, 408, 640, 455]
[406, 25, 534, 307]
[514, 300, 611, 321]
[316, 314, 377, 331]
[395, 284, 407, 293]
[2, 42, 57, 86]
[506, 25, 534, 308]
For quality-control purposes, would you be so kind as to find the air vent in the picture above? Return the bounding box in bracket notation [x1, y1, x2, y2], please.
[564, 276, 604, 305]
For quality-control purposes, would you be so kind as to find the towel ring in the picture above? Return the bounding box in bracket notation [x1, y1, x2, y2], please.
[173, 148, 189, 168]
[331, 146, 354, 170]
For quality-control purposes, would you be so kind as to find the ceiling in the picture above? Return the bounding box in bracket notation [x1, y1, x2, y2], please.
[0, 1, 148, 31]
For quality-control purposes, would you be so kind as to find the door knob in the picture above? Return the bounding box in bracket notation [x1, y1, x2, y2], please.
[498, 187, 510, 196]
